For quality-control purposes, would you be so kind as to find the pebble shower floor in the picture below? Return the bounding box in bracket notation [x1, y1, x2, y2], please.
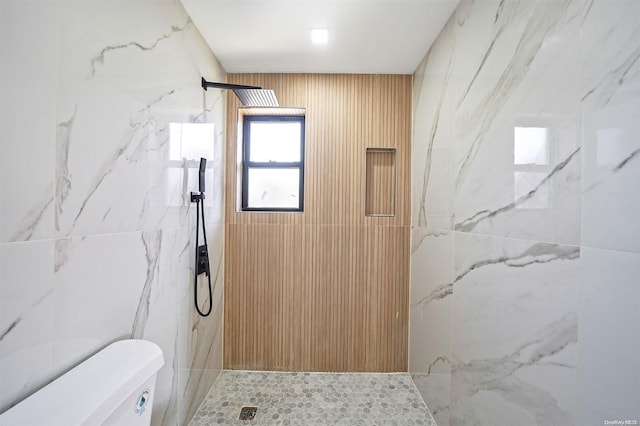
[189, 371, 437, 425]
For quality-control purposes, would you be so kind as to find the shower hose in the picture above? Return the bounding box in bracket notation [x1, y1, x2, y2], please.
[194, 196, 213, 317]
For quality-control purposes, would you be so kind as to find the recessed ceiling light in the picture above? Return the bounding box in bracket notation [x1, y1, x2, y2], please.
[310, 28, 329, 45]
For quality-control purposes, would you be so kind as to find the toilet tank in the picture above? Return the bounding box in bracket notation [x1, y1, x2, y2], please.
[0, 339, 164, 426]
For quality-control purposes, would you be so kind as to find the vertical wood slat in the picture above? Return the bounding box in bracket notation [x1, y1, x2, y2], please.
[224, 74, 411, 372]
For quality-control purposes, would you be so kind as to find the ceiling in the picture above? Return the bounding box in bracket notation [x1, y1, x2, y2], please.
[180, 0, 461, 75]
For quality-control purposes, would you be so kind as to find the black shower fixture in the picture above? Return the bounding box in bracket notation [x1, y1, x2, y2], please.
[191, 157, 212, 317]
[201, 77, 279, 107]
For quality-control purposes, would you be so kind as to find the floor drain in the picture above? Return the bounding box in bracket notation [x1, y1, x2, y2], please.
[239, 406, 257, 420]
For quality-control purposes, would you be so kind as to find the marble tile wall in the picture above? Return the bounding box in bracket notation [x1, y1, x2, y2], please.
[410, 0, 640, 425]
[0, 1, 226, 424]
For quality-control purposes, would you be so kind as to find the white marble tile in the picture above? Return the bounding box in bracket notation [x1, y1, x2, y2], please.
[0, 241, 55, 412]
[0, 1, 58, 243]
[451, 0, 583, 246]
[412, 19, 456, 229]
[580, 0, 640, 254]
[54, 0, 225, 239]
[450, 232, 579, 425]
[415, 147, 455, 230]
[177, 220, 224, 425]
[581, 102, 640, 253]
[410, 228, 453, 375]
[0, 0, 226, 421]
[410, 0, 640, 425]
[412, 373, 451, 426]
[577, 247, 640, 425]
[450, 369, 575, 426]
[141, 222, 223, 426]
[52, 232, 148, 373]
[452, 232, 579, 365]
[129, 228, 184, 426]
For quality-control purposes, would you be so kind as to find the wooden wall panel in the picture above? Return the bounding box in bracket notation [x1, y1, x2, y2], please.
[224, 74, 411, 372]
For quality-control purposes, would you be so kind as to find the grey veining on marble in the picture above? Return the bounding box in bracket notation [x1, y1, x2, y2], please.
[453, 311, 578, 376]
[409, 229, 454, 384]
[580, 3, 640, 108]
[412, 0, 585, 245]
[412, 373, 450, 426]
[0, 321, 20, 343]
[90, 19, 193, 78]
[53, 237, 72, 274]
[583, 146, 640, 192]
[453, 0, 573, 192]
[579, 0, 640, 254]
[414, 24, 456, 229]
[412, 18, 456, 231]
[413, 240, 579, 310]
[131, 230, 162, 339]
[7, 190, 54, 243]
[413, 282, 453, 308]
[55, 109, 76, 233]
[454, 148, 580, 233]
[454, 241, 579, 283]
[0, 240, 56, 411]
[450, 234, 579, 425]
[410, 1, 639, 424]
[1, 0, 58, 244]
[181, 233, 225, 423]
[0, 288, 53, 345]
[0, 0, 226, 422]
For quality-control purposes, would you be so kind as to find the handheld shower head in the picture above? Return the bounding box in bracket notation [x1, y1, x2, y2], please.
[198, 157, 206, 193]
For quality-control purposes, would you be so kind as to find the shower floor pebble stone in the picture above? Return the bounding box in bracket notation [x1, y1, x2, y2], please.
[189, 370, 437, 425]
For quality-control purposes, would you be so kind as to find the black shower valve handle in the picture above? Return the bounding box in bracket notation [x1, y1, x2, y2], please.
[190, 191, 205, 203]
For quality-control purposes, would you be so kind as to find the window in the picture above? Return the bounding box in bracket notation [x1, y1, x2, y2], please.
[241, 115, 305, 211]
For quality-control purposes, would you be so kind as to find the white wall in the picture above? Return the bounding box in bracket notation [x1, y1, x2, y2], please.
[410, 0, 640, 425]
[0, 1, 226, 424]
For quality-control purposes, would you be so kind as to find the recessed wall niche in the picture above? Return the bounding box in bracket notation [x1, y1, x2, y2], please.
[365, 148, 396, 217]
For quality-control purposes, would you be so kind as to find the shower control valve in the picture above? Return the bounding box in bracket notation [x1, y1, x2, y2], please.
[197, 245, 210, 277]
[190, 191, 205, 202]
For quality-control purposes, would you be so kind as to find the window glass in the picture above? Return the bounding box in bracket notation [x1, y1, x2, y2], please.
[246, 168, 300, 209]
[249, 122, 301, 162]
[241, 115, 305, 212]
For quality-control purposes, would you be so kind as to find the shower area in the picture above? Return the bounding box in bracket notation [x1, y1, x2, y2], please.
[1, 0, 639, 425]
[221, 73, 412, 374]
[185, 71, 423, 423]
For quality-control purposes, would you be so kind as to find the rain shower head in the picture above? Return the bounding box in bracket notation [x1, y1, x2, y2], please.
[232, 89, 279, 107]
[201, 77, 279, 107]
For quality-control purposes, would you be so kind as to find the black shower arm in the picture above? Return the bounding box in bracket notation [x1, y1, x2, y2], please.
[201, 77, 261, 91]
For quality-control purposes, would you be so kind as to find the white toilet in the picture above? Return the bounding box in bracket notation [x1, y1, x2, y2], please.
[0, 339, 164, 426]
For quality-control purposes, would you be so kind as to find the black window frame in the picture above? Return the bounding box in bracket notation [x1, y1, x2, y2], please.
[241, 115, 305, 212]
